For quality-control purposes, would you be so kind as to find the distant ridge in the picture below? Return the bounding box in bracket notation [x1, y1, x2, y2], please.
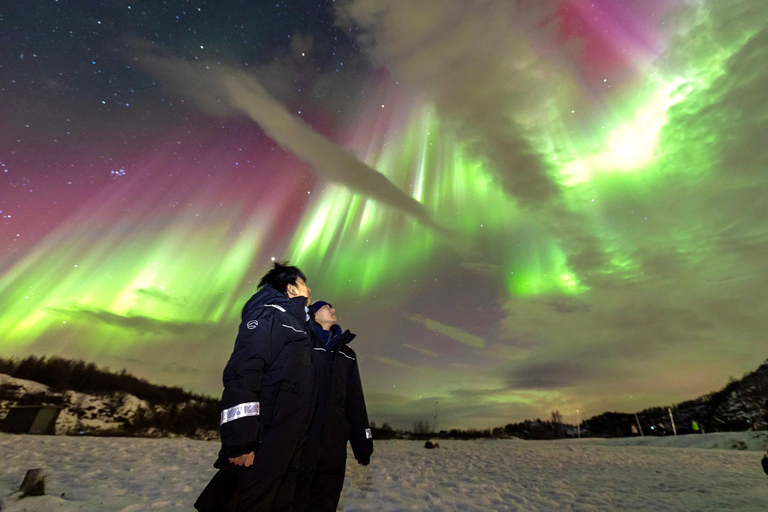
[503, 359, 768, 440]
[1, 356, 766, 439]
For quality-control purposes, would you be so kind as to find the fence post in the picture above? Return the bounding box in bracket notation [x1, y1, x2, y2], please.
[668, 408, 677, 436]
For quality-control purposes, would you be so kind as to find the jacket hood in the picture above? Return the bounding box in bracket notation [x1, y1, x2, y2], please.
[245, 285, 308, 322]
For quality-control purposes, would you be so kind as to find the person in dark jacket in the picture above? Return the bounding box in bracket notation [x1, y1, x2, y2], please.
[763, 400, 768, 476]
[294, 300, 373, 512]
[195, 262, 316, 512]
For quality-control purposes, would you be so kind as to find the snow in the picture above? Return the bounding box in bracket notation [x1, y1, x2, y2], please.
[0, 374, 51, 394]
[1, 433, 767, 511]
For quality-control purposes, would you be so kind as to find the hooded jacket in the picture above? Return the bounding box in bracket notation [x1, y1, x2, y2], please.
[218, 284, 314, 458]
[303, 323, 373, 468]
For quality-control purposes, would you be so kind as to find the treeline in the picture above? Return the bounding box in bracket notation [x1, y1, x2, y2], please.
[0, 355, 210, 406]
[368, 421, 495, 440]
[587, 363, 768, 437]
[128, 401, 220, 438]
[502, 413, 572, 440]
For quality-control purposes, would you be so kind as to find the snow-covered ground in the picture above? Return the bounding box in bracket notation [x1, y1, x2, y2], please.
[1, 432, 767, 511]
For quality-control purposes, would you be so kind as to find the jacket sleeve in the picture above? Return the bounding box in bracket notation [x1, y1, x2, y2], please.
[346, 356, 373, 464]
[219, 309, 281, 457]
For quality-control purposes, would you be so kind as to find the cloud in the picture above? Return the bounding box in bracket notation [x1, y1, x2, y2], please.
[48, 306, 218, 337]
[485, 1, 768, 413]
[373, 356, 415, 370]
[99, 355, 203, 376]
[330, 0, 627, 282]
[507, 359, 622, 390]
[366, 390, 542, 430]
[335, 0, 572, 204]
[134, 48, 445, 233]
[407, 314, 485, 348]
[402, 343, 440, 358]
[134, 287, 188, 307]
[546, 297, 591, 314]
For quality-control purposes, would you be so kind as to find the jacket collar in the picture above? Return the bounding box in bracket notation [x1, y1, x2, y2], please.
[314, 323, 355, 349]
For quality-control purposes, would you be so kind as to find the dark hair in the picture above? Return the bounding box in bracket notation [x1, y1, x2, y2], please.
[258, 262, 307, 293]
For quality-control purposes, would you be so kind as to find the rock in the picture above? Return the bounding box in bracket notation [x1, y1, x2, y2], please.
[20, 468, 45, 497]
[424, 441, 440, 449]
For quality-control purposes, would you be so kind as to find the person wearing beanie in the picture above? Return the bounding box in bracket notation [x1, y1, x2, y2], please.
[294, 301, 373, 512]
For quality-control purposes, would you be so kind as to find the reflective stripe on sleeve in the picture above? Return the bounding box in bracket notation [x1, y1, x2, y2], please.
[282, 324, 306, 334]
[220, 402, 260, 425]
[365, 428, 373, 439]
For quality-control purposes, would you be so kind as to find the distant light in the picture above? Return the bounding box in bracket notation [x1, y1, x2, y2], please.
[271, 257, 276, 261]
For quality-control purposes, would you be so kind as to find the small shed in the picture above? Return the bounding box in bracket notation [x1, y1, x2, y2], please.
[1, 405, 63, 435]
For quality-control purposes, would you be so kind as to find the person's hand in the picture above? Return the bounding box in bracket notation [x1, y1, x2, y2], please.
[358, 457, 370, 466]
[229, 452, 255, 467]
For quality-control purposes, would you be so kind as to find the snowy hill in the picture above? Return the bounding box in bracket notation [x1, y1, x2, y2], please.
[1, 373, 150, 435]
[0, 373, 217, 439]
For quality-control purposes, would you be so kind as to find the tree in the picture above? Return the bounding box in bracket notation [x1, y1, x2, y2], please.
[551, 410, 564, 438]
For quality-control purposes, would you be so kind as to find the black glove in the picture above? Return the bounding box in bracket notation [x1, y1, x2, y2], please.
[762, 454, 768, 476]
[357, 457, 370, 466]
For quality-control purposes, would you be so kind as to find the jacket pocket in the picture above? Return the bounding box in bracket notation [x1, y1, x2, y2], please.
[269, 379, 299, 427]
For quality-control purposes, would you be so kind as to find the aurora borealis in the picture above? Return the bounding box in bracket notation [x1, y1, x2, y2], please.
[1, 0, 767, 429]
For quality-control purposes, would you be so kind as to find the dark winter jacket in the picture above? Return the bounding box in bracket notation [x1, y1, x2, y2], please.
[218, 285, 314, 458]
[303, 323, 373, 468]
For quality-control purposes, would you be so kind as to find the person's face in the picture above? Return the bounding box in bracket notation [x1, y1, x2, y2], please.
[314, 304, 337, 326]
[286, 277, 311, 306]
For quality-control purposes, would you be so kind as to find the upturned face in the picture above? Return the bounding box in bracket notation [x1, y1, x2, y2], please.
[314, 304, 337, 326]
[286, 277, 311, 306]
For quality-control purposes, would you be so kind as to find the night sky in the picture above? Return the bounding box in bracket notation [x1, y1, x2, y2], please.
[2, 0, 767, 429]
